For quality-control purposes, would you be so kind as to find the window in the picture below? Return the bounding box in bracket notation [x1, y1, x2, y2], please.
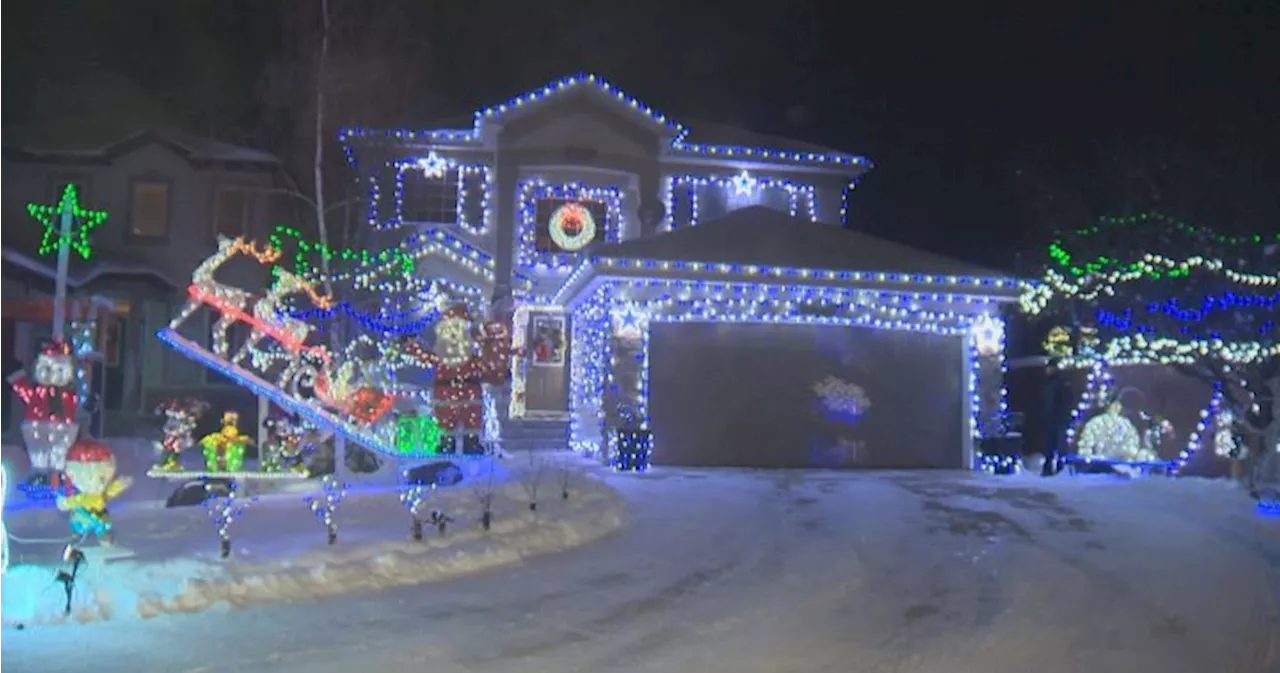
[535, 198, 608, 253]
[130, 181, 171, 238]
[215, 187, 251, 238]
[104, 317, 124, 367]
[400, 170, 459, 224]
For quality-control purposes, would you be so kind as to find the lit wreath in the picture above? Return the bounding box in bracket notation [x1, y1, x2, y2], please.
[548, 202, 597, 251]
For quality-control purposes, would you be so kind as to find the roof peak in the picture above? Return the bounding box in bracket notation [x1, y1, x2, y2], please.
[340, 73, 873, 170]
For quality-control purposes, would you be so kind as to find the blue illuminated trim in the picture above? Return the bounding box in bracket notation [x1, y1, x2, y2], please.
[566, 278, 995, 461]
[517, 181, 624, 274]
[338, 73, 872, 169]
[553, 257, 1020, 306]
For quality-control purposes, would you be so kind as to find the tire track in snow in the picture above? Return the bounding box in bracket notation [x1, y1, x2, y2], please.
[1125, 493, 1280, 672]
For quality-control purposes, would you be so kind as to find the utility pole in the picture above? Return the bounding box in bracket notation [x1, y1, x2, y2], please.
[52, 199, 74, 340]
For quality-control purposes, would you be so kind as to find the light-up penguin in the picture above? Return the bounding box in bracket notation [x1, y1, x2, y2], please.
[57, 439, 132, 544]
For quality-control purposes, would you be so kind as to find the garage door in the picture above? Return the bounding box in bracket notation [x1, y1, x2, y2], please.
[647, 322, 965, 468]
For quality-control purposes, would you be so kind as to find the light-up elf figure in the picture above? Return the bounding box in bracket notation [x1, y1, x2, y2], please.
[154, 399, 210, 471]
[57, 439, 132, 544]
[8, 339, 80, 482]
[200, 411, 253, 472]
[403, 305, 512, 452]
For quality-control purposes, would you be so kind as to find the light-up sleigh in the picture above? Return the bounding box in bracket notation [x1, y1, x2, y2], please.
[157, 236, 410, 472]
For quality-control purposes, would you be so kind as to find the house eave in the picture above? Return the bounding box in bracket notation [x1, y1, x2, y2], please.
[554, 256, 1021, 309]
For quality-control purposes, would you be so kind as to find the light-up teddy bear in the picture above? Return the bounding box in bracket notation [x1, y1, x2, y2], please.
[57, 439, 132, 544]
[403, 305, 512, 446]
[8, 339, 80, 478]
[200, 411, 253, 472]
[153, 398, 210, 471]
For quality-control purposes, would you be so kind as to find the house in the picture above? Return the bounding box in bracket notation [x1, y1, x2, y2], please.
[336, 73, 1020, 469]
[1, 127, 283, 437]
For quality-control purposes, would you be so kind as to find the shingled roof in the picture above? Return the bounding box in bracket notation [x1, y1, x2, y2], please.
[3, 127, 278, 165]
[589, 206, 1009, 279]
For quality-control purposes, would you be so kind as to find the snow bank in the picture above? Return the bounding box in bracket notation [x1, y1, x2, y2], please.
[2, 460, 624, 626]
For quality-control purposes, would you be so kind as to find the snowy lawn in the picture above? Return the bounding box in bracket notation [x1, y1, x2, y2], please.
[1, 445, 624, 626]
[2, 466, 1277, 673]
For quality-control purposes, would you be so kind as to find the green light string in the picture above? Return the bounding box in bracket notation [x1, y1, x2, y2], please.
[269, 225, 414, 279]
[1048, 212, 1278, 278]
[28, 184, 108, 260]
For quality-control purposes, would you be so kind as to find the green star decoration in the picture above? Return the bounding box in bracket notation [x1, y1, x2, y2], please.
[28, 184, 108, 260]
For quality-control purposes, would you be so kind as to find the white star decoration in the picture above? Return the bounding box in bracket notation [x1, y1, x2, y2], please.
[417, 151, 451, 179]
[730, 170, 757, 196]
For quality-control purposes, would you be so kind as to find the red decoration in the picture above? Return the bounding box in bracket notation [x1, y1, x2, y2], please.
[67, 438, 113, 464]
[350, 387, 395, 424]
[403, 306, 512, 433]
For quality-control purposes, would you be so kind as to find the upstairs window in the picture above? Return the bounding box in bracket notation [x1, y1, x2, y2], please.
[400, 170, 459, 225]
[130, 181, 171, 238]
[215, 186, 251, 238]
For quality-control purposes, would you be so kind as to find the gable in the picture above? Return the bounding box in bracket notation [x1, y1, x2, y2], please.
[481, 74, 682, 140]
[500, 106, 657, 158]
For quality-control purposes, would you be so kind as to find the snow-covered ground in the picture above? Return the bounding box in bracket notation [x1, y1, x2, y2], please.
[2, 443, 624, 626]
[4, 466, 1279, 673]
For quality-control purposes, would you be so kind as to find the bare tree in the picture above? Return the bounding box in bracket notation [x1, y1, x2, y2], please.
[472, 457, 498, 531]
[256, 0, 434, 256]
[557, 456, 574, 500]
[520, 449, 547, 512]
[399, 481, 433, 541]
[312, 0, 334, 296]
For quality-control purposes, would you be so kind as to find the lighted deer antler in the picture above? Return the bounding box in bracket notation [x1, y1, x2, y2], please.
[231, 238, 282, 264]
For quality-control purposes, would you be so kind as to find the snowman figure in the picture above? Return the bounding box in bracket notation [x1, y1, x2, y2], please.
[8, 339, 80, 480]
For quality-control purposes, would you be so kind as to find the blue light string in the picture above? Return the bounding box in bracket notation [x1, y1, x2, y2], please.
[281, 302, 441, 336]
[1095, 290, 1279, 338]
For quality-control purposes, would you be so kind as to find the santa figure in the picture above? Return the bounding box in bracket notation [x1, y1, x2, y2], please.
[403, 305, 511, 451]
[8, 339, 80, 478]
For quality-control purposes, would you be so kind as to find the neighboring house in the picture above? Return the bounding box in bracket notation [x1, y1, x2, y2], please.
[338, 74, 1020, 468]
[1, 128, 283, 436]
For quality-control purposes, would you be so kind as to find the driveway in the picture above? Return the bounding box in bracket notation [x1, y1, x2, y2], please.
[5, 470, 1278, 673]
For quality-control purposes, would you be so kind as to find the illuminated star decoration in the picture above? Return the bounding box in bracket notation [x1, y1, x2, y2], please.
[29, 184, 108, 260]
[970, 314, 1005, 357]
[611, 304, 647, 340]
[730, 170, 758, 196]
[417, 151, 451, 180]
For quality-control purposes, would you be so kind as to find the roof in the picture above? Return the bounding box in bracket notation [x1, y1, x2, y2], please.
[3, 126, 279, 165]
[1, 247, 180, 291]
[340, 73, 871, 170]
[680, 119, 852, 162]
[588, 206, 1010, 280]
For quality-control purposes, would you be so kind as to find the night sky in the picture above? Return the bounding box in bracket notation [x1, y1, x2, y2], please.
[5, 0, 1277, 269]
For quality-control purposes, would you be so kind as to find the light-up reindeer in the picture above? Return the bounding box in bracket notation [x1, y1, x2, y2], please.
[172, 236, 281, 358]
[233, 269, 325, 368]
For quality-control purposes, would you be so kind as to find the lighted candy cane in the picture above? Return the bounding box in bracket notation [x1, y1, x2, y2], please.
[1, 463, 9, 574]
